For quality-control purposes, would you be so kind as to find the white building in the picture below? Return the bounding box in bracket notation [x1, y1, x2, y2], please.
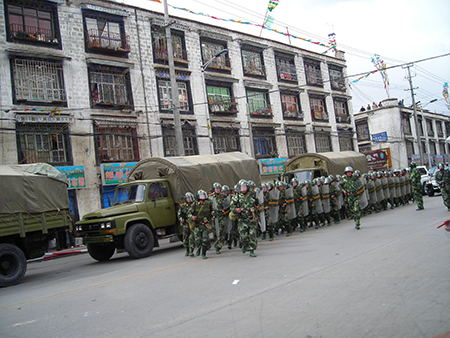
[0, 0, 357, 219]
[354, 98, 450, 170]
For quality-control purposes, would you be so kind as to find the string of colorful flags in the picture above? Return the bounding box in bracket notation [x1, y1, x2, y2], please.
[444, 82, 450, 109]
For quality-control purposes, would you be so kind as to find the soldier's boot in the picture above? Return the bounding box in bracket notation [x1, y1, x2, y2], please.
[249, 250, 256, 258]
[262, 231, 266, 240]
[201, 245, 208, 259]
[216, 248, 221, 254]
[185, 249, 189, 257]
[196, 248, 201, 256]
[242, 246, 247, 254]
[355, 220, 361, 230]
[268, 228, 274, 241]
[285, 222, 292, 236]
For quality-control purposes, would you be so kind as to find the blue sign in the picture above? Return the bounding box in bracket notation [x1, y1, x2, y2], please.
[372, 131, 388, 143]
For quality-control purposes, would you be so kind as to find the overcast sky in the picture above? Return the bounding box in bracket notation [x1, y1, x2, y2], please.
[126, 0, 450, 114]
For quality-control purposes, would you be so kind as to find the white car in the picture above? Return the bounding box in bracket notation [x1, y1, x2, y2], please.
[418, 166, 440, 196]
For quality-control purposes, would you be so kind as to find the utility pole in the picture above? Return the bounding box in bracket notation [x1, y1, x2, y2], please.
[403, 63, 423, 165]
[163, 0, 184, 156]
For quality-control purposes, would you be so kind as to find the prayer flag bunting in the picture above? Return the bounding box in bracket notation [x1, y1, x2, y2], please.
[268, 0, 279, 12]
[264, 15, 275, 28]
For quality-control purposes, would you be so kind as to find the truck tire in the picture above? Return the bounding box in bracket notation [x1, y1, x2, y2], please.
[87, 243, 115, 261]
[0, 243, 27, 287]
[124, 223, 154, 259]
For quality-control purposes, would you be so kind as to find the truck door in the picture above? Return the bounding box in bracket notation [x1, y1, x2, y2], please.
[147, 182, 176, 227]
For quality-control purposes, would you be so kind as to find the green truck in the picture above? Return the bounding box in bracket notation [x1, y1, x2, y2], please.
[0, 164, 71, 287]
[75, 152, 260, 262]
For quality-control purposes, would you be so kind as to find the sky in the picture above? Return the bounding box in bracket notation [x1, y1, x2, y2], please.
[123, 0, 450, 114]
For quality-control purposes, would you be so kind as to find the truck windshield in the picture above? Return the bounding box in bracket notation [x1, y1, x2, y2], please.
[293, 171, 313, 182]
[113, 184, 146, 205]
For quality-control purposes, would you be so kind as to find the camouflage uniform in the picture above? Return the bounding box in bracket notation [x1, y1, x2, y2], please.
[305, 182, 321, 228]
[435, 165, 450, 210]
[189, 191, 213, 259]
[329, 177, 341, 223]
[177, 200, 194, 256]
[292, 180, 305, 230]
[277, 183, 292, 235]
[342, 173, 361, 229]
[410, 164, 424, 210]
[209, 189, 226, 254]
[261, 184, 273, 240]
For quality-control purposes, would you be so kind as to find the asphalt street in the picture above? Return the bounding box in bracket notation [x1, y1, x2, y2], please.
[1, 196, 449, 338]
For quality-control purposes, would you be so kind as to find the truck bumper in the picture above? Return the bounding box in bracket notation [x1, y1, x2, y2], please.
[82, 234, 115, 244]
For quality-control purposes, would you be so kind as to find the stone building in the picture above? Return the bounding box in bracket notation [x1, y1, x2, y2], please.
[0, 0, 356, 219]
[354, 98, 450, 170]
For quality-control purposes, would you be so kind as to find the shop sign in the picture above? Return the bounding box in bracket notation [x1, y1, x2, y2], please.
[55, 166, 86, 189]
[102, 162, 137, 185]
[362, 148, 391, 169]
[260, 158, 287, 175]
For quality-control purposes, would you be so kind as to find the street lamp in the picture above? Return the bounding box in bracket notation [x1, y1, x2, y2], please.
[201, 49, 229, 154]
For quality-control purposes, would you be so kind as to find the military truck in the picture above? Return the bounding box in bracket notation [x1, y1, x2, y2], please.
[75, 152, 260, 262]
[0, 163, 71, 287]
[283, 151, 369, 182]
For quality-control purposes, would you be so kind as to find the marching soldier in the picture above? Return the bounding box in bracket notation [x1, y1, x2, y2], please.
[342, 166, 362, 230]
[335, 175, 346, 220]
[329, 175, 341, 224]
[410, 162, 424, 211]
[276, 181, 292, 236]
[209, 182, 227, 255]
[190, 190, 214, 259]
[291, 178, 305, 231]
[305, 180, 321, 228]
[178, 192, 195, 257]
[435, 162, 450, 210]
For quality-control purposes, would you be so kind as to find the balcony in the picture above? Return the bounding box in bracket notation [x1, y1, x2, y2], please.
[206, 56, 231, 71]
[250, 105, 272, 117]
[244, 65, 266, 78]
[283, 110, 303, 119]
[9, 23, 58, 44]
[155, 48, 189, 64]
[86, 29, 130, 54]
[209, 101, 238, 114]
[336, 114, 351, 123]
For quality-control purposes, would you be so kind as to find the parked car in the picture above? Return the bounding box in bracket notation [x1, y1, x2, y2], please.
[420, 166, 440, 196]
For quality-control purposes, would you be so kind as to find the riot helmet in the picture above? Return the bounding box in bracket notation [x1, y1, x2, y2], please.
[184, 192, 194, 204]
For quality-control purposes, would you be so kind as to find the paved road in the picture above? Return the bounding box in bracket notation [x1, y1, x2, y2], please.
[1, 197, 449, 338]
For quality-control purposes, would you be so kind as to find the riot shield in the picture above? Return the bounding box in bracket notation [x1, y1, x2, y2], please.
[269, 189, 280, 224]
[337, 191, 344, 210]
[322, 184, 331, 213]
[375, 179, 384, 202]
[258, 190, 266, 232]
[301, 186, 309, 216]
[312, 185, 323, 214]
[367, 180, 377, 205]
[388, 177, 396, 199]
[223, 195, 232, 234]
[399, 176, 406, 197]
[382, 178, 390, 199]
[406, 176, 412, 194]
[284, 187, 297, 220]
[356, 178, 369, 209]
[212, 197, 220, 237]
[394, 177, 401, 198]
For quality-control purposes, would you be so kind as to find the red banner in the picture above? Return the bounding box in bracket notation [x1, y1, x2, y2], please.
[361, 148, 392, 169]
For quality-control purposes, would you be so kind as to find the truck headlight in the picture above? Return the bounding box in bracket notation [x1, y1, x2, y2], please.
[76, 225, 82, 231]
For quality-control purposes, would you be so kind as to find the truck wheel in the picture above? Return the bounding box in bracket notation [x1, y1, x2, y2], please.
[124, 223, 154, 259]
[0, 243, 27, 287]
[87, 243, 115, 261]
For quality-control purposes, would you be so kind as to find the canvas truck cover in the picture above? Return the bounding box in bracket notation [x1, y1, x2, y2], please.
[284, 151, 369, 176]
[127, 152, 261, 202]
[0, 163, 70, 214]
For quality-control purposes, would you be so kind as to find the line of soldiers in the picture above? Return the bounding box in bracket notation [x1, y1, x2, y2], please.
[176, 166, 416, 259]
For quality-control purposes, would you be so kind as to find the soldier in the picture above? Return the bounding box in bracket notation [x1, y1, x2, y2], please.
[260, 183, 271, 240]
[335, 174, 346, 220]
[291, 178, 305, 231]
[305, 180, 321, 228]
[381, 171, 391, 210]
[209, 182, 226, 255]
[387, 171, 396, 209]
[276, 180, 292, 236]
[329, 175, 341, 224]
[178, 192, 195, 257]
[230, 180, 259, 257]
[342, 166, 362, 230]
[321, 177, 332, 225]
[435, 162, 450, 211]
[367, 173, 377, 214]
[189, 189, 213, 259]
[266, 181, 278, 241]
[374, 171, 385, 213]
[410, 162, 424, 210]
[226, 183, 240, 250]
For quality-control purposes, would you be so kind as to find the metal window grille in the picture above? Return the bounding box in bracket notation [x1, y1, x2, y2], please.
[334, 100, 348, 117]
[304, 59, 323, 86]
[242, 50, 264, 76]
[437, 122, 444, 137]
[90, 67, 130, 106]
[158, 81, 189, 111]
[426, 120, 434, 136]
[281, 94, 300, 118]
[286, 134, 306, 157]
[276, 58, 297, 81]
[162, 126, 198, 156]
[356, 122, 370, 141]
[310, 97, 327, 121]
[16, 123, 69, 164]
[253, 129, 277, 158]
[85, 18, 126, 50]
[207, 86, 231, 112]
[13, 58, 66, 103]
[339, 134, 354, 151]
[406, 140, 414, 161]
[248, 91, 271, 115]
[315, 133, 331, 153]
[202, 42, 227, 68]
[95, 125, 139, 162]
[402, 114, 412, 135]
[329, 66, 345, 90]
[154, 32, 185, 60]
[212, 128, 240, 154]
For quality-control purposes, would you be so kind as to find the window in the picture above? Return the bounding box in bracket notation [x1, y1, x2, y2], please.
[339, 132, 354, 151]
[426, 119, 434, 137]
[275, 54, 297, 82]
[158, 80, 189, 111]
[445, 122, 450, 137]
[439, 142, 446, 155]
[247, 90, 271, 116]
[89, 65, 132, 107]
[162, 125, 198, 157]
[328, 64, 346, 91]
[402, 113, 412, 135]
[437, 121, 444, 137]
[253, 128, 277, 159]
[148, 183, 168, 200]
[304, 58, 323, 86]
[356, 121, 370, 141]
[310, 96, 328, 121]
[84, 14, 130, 53]
[16, 123, 70, 165]
[418, 118, 424, 136]
[422, 141, 427, 154]
[94, 123, 140, 163]
[212, 128, 241, 154]
[315, 132, 332, 153]
[201, 41, 230, 70]
[242, 49, 265, 77]
[286, 133, 306, 157]
[207, 86, 237, 113]
[334, 98, 349, 123]
[12, 58, 66, 104]
[153, 30, 188, 64]
[281, 93, 302, 119]
[5, 1, 59, 45]
[406, 140, 414, 161]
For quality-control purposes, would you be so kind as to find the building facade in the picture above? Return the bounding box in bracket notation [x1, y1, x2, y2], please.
[0, 0, 356, 219]
[355, 98, 450, 170]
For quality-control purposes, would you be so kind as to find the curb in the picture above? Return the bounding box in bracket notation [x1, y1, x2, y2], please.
[44, 249, 88, 259]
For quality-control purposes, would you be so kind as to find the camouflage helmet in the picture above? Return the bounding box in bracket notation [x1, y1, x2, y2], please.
[221, 185, 230, 196]
[324, 177, 332, 184]
[276, 180, 286, 189]
[344, 166, 354, 173]
[438, 162, 445, 169]
[184, 192, 195, 203]
[291, 177, 299, 186]
[328, 174, 335, 182]
[410, 161, 417, 169]
[239, 180, 248, 192]
[261, 182, 268, 192]
[197, 189, 208, 200]
[266, 182, 274, 191]
[335, 174, 342, 182]
[247, 180, 256, 189]
[212, 182, 222, 189]
[304, 180, 311, 186]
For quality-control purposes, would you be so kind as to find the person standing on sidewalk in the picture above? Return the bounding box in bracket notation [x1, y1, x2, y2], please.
[435, 162, 450, 211]
[410, 162, 424, 211]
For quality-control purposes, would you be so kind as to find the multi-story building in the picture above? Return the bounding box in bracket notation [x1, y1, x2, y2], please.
[355, 98, 450, 170]
[0, 0, 356, 219]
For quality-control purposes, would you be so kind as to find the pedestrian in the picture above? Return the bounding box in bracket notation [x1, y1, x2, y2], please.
[178, 192, 195, 257]
[190, 190, 213, 259]
[410, 162, 424, 210]
[341, 166, 362, 229]
[435, 162, 450, 211]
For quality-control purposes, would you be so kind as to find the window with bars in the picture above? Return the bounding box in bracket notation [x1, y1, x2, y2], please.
[439, 142, 446, 155]
[247, 90, 271, 116]
[328, 64, 346, 91]
[422, 141, 427, 154]
[426, 119, 434, 137]
[430, 142, 437, 155]
[158, 80, 189, 111]
[12, 58, 66, 104]
[153, 30, 188, 63]
[314, 132, 332, 153]
[242, 49, 265, 77]
[253, 128, 277, 159]
[339, 133, 354, 151]
[162, 126, 198, 157]
[446, 122, 450, 137]
[402, 113, 412, 135]
[212, 128, 241, 154]
[304, 58, 323, 86]
[281, 93, 301, 119]
[437, 121, 444, 137]
[207, 86, 236, 113]
[356, 122, 370, 141]
[275, 56, 297, 82]
[286, 133, 306, 157]
[16, 123, 70, 165]
[310, 96, 328, 121]
[418, 118, 424, 136]
[406, 140, 414, 161]
[89, 65, 132, 107]
[94, 124, 139, 163]
[334, 99, 349, 123]
[201, 41, 230, 70]
[84, 15, 130, 53]
[5, 1, 58, 44]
